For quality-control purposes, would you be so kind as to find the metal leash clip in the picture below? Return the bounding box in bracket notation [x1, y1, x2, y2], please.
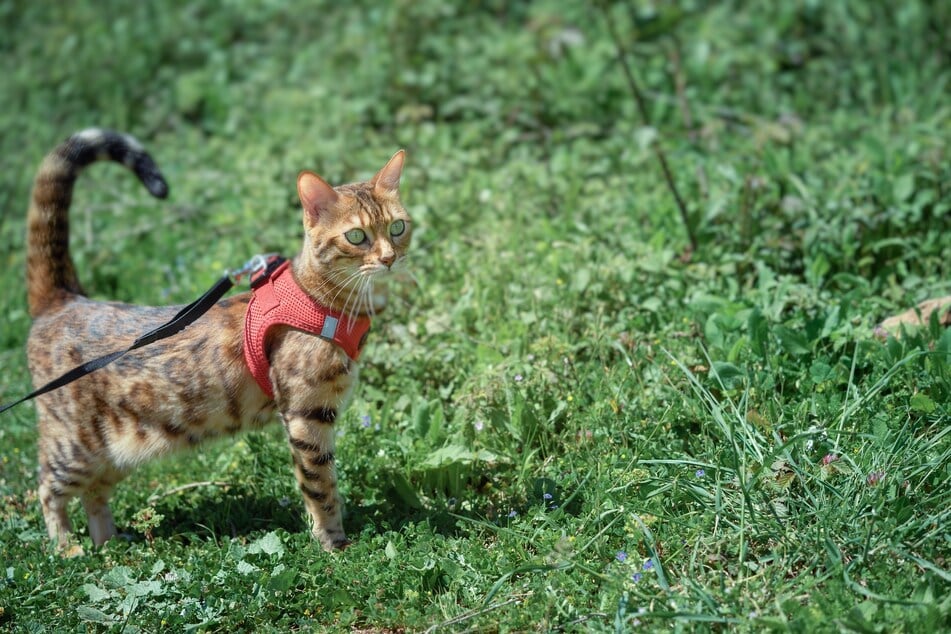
[227, 253, 282, 284]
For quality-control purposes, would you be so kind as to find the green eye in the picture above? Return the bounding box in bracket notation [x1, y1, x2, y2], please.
[345, 228, 367, 245]
[389, 220, 406, 237]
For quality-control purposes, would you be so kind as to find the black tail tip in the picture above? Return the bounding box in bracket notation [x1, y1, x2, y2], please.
[133, 156, 169, 199]
[142, 173, 170, 199]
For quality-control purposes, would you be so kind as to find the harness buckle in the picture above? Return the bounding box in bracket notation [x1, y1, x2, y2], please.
[227, 253, 283, 285]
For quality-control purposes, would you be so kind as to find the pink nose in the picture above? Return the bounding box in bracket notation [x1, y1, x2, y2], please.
[380, 253, 395, 267]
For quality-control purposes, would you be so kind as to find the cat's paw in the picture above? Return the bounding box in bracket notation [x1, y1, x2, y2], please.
[316, 530, 351, 552]
[58, 542, 85, 558]
[331, 537, 352, 551]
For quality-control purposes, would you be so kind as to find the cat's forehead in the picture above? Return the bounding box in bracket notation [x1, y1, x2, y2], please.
[335, 183, 407, 225]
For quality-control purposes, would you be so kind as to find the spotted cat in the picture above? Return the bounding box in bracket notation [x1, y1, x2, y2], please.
[24, 129, 410, 552]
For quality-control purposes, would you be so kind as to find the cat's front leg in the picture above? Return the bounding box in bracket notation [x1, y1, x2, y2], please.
[281, 407, 350, 551]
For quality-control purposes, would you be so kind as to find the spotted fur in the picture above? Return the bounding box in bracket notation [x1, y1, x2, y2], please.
[24, 129, 410, 553]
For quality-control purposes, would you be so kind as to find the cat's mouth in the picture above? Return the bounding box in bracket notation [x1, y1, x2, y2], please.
[329, 257, 406, 317]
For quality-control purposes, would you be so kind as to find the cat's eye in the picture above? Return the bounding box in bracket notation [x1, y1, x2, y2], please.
[389, 220, 406, 237]
[344, 228, 367, 245]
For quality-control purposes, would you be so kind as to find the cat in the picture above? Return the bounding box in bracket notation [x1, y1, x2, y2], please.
[23, 129, 410, 553]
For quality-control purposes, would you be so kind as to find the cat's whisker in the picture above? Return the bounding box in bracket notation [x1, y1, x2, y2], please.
[362, 277, 376, 319]
[351, 279, 373, 327]
[337, 271, 369, 322]
[328, 269, 364, 312]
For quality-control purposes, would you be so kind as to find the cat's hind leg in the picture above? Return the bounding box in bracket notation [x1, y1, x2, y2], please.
[37, 438, 80, 543]
[38, 462, 87, 557]
[81, 472, 122, 546]
[38, 437, 122, 551]
[38, 476, 75, 548]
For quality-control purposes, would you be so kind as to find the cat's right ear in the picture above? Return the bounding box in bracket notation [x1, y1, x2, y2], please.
[298, 171, 339, 226]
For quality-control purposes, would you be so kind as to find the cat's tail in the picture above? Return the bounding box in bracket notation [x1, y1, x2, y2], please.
[26, 129, 169, 317]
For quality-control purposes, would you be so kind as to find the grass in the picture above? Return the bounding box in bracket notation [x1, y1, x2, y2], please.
[1, 0, 949, 631]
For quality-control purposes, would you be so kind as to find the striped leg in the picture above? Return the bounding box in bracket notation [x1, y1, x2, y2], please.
[37, 440, 83, 554]
[283, 407, 350, 551]
[38, 476, 75, 548]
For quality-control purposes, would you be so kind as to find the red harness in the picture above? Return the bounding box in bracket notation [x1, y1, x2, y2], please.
[243, 259, 371, 398]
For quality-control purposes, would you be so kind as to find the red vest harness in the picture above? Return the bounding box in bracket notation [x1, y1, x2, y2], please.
[243, 259, 371, 398]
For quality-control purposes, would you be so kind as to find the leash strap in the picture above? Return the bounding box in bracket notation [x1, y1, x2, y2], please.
[0, 255, 285, 415]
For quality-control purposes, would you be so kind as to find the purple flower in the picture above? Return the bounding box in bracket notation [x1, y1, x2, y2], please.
[695, 469, 705, 477]
[507, 510, 517, 518]
[360, 414, 371, 428]
[631, 572, 642, 583]
[822, 453, 838, 466]
[474, 420, 485, 432]
[643, 559, 654, 571]
[514, 374, 524, 383]
[616, 551, 627, 562]
[543, 493, 553, 500]
[867, 471, 885, 486]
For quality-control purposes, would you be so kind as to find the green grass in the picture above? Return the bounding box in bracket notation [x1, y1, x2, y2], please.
[1, 0, 949, 631]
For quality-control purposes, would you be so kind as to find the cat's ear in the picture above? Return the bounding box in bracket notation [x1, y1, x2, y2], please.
[371, 150, 405, 196]
[298, 171, 339, 225]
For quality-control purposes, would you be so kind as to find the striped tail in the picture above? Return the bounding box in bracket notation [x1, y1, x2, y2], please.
[26, 129, 169, 317]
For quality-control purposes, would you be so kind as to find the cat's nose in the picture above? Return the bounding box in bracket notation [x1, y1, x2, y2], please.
[379, 253, 396, 268]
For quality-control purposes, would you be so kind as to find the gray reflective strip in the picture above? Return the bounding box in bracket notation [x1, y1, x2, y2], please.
[320, 316, 339, 340]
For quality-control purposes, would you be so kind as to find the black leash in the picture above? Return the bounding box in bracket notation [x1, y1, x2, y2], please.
[0, 254, 285, 415]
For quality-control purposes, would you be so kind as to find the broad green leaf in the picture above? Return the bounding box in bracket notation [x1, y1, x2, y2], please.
[127, 580, 164, 598]
[249, 531, 285, 558]
[809, 361, 836, 383]
[748, 308, 769, 357]
[775, 326, 811, 356]
[82, 583, 112, 603]
[909, 393, 935, 414]
[711, 361, 745, 390]
[419, 444, 503, 469]
[236, 560, 258, 576]
[389, 472, 424, 509]
[572, 267, 591, 293]
[893, 173, 915, 201]
[102, 566, 135, 589]
[76, 605, 115, 625]
[268, 565, 297, 592]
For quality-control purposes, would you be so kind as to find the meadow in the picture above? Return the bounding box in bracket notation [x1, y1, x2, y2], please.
[0, 1, 948, 631]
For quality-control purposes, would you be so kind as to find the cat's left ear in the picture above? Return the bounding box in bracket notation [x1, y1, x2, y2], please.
[371, 150, 405, 196]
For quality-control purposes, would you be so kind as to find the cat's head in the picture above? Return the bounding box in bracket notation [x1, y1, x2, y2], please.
[294, 151, 411, 315]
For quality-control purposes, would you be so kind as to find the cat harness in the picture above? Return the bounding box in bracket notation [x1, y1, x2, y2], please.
[243, 258, 371, 398]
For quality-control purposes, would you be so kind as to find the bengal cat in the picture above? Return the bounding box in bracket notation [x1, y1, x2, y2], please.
[23, 129, 410, 554]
